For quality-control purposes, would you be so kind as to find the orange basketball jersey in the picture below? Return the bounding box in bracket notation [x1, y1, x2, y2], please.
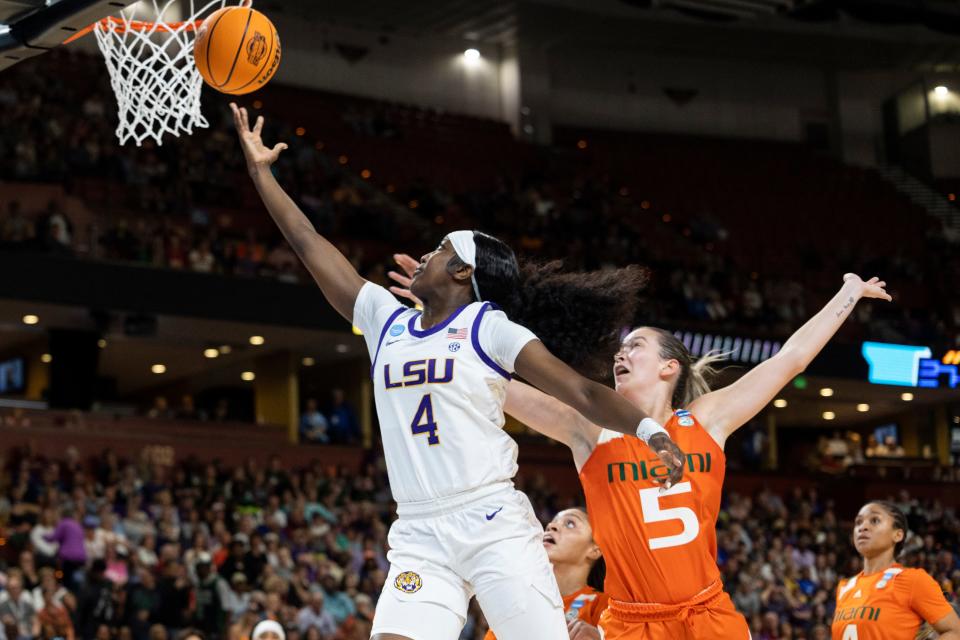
[832, 565, 954, 639]
[579, 409, 725, 604]
[482, 585, 609, 640]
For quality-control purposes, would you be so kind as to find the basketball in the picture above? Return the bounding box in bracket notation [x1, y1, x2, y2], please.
[193, 5, 280, 96]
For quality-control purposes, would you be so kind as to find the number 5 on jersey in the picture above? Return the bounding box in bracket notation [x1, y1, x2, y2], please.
[639, 482, 700, 549]
[411, 394, 440, 445]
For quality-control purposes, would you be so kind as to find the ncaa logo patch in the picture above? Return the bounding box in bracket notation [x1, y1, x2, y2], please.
[679, 417, 695, 427]
[389, 324, 405, 337]
[394, 571, 422, 594]
[448, 342, 461, 352]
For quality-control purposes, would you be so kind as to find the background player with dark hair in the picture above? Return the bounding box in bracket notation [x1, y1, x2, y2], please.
[832, 501, 960, 639]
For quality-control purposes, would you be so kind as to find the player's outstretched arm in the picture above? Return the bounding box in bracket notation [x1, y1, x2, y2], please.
[691, 274, 892, 447]
[515, 340, 685, 487]
[230, 103, 364, 322]
[503, 379, 602, 466]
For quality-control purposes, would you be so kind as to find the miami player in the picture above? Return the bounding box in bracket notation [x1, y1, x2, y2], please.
[832, 501, 960, 639]
[484, 508, 609, 640]
[391, 258, 892, 639]
[230, 105, 684, 640]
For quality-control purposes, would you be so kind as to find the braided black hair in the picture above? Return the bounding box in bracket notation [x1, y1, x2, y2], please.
[457, 231, 648, 378]
[867, 500, 908, 557]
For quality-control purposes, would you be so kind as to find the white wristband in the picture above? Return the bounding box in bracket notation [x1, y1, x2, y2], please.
[636, 417, 667, 444]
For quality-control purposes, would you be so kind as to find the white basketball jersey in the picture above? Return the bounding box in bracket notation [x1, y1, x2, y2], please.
[354, 283, 536, 504]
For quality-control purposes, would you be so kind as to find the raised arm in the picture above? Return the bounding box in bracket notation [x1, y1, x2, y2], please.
[515, 340, 685, 486]
[503, 379, 602, 468]
[230, 103, 365, 321]
[690, 274, 892, 447]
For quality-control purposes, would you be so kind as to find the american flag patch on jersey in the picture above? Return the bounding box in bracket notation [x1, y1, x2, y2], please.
[447, 327, 467, 340]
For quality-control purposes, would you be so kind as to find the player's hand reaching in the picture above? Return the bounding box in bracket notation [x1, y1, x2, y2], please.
[230, 102, 288, 175]
[843, 273, 893, 302]
[567, 619, 602, 640]
[649, 432, 685, 490]
[388, 252, 423, 307]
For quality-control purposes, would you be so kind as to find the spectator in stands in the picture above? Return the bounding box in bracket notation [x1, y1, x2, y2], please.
[298, 400, 329, 444]
[31, 510, 59, 568]
[37, 586, 74, 640]
[46, 509, 85, 592]
[1, 201, 32, 244]
[176, 395, 205, 421]
[294, 592, 335, 638]
[75, 560, 113, 640]
[147, 397, 174, 420]
[326, 389, 358, 445]
[190, 554, 227, 639]
[189, 241, 216, 274]
[0, 575, 40, 640]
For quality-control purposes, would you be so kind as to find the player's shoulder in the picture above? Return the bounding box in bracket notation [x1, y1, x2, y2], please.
[897, 566, 940, 591]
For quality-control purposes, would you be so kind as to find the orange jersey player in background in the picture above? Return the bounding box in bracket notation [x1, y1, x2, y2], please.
[389, 259, 892, 639]
[832, 501, 960, 640]
[498, 274, 892, 640]
[484, 508, 609, 640]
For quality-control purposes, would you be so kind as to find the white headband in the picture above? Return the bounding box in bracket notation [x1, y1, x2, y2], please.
[446, 230, 482, 301]
[252, 620, 285, 640]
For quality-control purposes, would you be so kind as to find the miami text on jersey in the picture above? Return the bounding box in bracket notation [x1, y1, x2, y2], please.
[607, 452, 713, 483]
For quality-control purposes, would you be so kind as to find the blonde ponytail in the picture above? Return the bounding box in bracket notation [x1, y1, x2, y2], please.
[683, 350, 728, 406]
[646, 328, 729, 409]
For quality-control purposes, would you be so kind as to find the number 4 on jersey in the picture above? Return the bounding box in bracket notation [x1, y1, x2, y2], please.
[411, 394, 440, 445]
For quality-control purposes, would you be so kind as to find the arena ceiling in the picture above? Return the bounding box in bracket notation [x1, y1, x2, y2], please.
[262, 0, 960, 71]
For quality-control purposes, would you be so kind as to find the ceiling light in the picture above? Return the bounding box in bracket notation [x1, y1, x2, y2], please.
[819, 388, 834, 397]
[773, 398, 787, 408]
[464, 48, 480, 61]
[241, 371, 255, 381]
[249, 336, 265, 346]
[901, 392, 914, 401]
[934, 85, 949, 97]
[22, 315, 39, 325]
[97, 339, 107, 348]
[335, 344, 349, 353]
[151, 364, 166, 374]
[204, 348, 219, 359]
[822, 411, 836, 420]
[219, 345, 232, 354]
[857, 403, 869, 412]
[302, 357, 315, 367]
[40, 353, 52, 363]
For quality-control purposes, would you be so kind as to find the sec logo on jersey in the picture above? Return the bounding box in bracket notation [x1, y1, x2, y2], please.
[448, 342, 461, 352]
[394, 571, 423, 593]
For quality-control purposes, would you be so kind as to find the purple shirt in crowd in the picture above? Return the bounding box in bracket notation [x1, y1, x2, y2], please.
[46, 517, 86, 563]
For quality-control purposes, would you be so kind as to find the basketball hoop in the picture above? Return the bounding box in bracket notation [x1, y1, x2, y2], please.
[67, 0, 246, 146]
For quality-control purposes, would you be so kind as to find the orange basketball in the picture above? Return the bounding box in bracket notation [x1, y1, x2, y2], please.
[194, 5, 281, 96]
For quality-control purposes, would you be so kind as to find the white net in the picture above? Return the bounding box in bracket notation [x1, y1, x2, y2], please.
[93, 0, 234, 146]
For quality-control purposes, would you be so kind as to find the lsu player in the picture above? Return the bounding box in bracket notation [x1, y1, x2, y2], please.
[832, 500, 960, 639]
[484, 508, 609, 640]
[390, 258, 892, 639]
[230, 105, 685, 640]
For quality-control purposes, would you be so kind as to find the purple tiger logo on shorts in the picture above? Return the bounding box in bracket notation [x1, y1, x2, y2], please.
[393, 571, 422, 593]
